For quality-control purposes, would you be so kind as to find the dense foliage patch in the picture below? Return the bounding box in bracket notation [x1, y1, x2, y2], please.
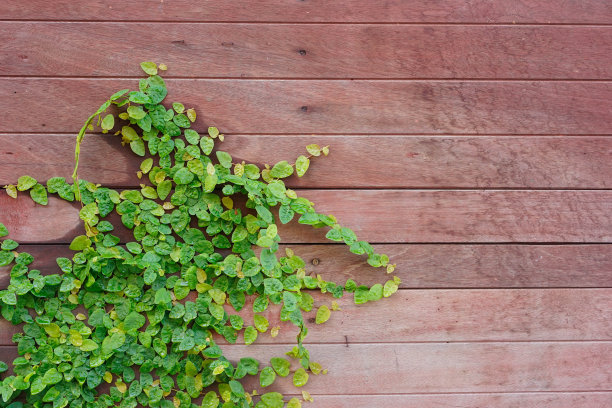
[0, 63, 398, 408]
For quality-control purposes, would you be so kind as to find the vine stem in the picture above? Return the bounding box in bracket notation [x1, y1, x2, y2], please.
[72, 99, 113, 235]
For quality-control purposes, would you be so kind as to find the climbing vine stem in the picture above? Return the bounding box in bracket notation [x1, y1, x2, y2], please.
[0, 62, 398, 408]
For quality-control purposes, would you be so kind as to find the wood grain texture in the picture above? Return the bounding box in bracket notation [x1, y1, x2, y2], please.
[2, 79, 611, 134]
[2, 288, 611, 345]
[3, 244, 611, 289]
[2, 134, 612, 189]
[0, 0, 610, 23]
[2, 342, 611, 392]
[275, 393, 612, 408]
[1, 190, 610, 244]
[2, 24, 611, 79]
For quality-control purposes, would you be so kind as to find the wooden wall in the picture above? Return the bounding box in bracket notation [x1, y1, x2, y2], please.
[0, 1, 611, 406]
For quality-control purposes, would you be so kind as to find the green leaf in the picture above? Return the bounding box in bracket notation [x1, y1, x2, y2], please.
[201, 391, 219, 408]
[0, 222, 7, 237]
[256, 236, 274, 248]
[260, 248, 277, 271]
[244, 326, 257, 345]
[187, 108, 197, 122]
[127, 105, 146, 120]
[79, 339, 99, 351]
[124, 311, 146, 330]
[140, 158, 153, 173]
[288, 397, 302, 408]
[256, 205, 274, 224]
[259, 366, 276, 387]
[354, 286, 369, 304]
[172, 102, 185, 113]
[30, 377, 46, 395]
[69, 235, 91, 250]
[130, 138, 146, 157]
[173, 167, 194, 184]
[184, 129, 200, 144]
[306, 144, 321, 156]
[200, 137, 214, 155]
[29, 183, 48, 205]
[216, 151, 232, 168]
[208, 127, 219, 138]
[121, 125, 139, 141]
[173, 113, 191, 128]
[110, 89, 129, 101]
[101, 114, 114, 130]
[102, 332, 126, 356]
[292, 368, 309, 387]
[154, 288, 171, 304]
[270, 160, 294, 178]
[267, 180, 286, 199]
[261, 392, 284, 408]
[254, 314, 269, 333]
[17, 175, 37, 191]
[263, 278, 283, 295]
[270, 357, 291, 377]
[140, 61, 158, 75]
[383, 280, 399, 297]
[157, 180, 172, 200]
[315, 305, 331, 324]
[279, 205, 294, 224]
[42, 368, 62, 385]
[368, 283, 383, 301]
[79, 202, 98, 224]
[295, 155, 310, 177]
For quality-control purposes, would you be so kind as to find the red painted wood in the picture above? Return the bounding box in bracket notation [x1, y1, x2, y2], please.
[1, 3, 611, 404]
[2, 342, 611, 392]
[2, 79, 611, 134]
[3, 289, 610, 345]
[3, 243, 611, 289]
[1, 190, 610, 244]
[276, 393, 612, 408]
[2, 24, 611, 79]
[2, 134, 611, 189]
[0, 0, 609, 23]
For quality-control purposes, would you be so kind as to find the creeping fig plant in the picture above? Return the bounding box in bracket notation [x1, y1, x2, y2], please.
[0, 62, 398, 408]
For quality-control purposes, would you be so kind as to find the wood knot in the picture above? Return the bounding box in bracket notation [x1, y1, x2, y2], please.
[311, 258, 319, 265]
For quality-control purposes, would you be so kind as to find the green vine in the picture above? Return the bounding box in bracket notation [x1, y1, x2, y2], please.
[0, 62, 398, 408]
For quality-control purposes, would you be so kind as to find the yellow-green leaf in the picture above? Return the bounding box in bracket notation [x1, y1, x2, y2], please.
[315, 305, 331, 324]
[295, 155, 310, 177]
[292, 368, 309, 387]
[140, 61, 158, 75]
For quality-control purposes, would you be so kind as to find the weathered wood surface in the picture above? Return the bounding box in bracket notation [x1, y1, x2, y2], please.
[1, 1, 610, 23]
[276, 393, 612, 408]
[2, 79, 611, 134]
[3, 244, 611, 288]
[1, 190, 610, 243]
[2, 342, 612, 392]
[1, 1, 611, 405]
[2, 134, 611, 189]
[2, 288, 611, 345]
[3, 24, 611, 79]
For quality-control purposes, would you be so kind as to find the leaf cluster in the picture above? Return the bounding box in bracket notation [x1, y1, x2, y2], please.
[0, 62, 398, 408]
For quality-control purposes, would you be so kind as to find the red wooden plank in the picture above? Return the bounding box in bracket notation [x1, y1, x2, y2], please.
[1, 190, 610, 244]
[2, 342, 610, 392]
[2, 289, 611, 345]
[279, 393, 612, 408]
[2, 24, 611, 79]
[1, 79, 610, 134]
[2, 134, 611, 189]
[0, 1, 609, 23]
[3, 244, 611, 289]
